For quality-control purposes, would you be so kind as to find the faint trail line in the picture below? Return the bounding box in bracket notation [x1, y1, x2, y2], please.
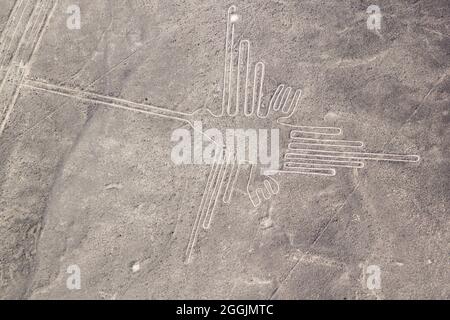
[0, 0, 57, 137]
[269, 180, 361, 299]
[60, 14, 114, 86]
[0, 0, 25, 68]
[0, 0, 27, 67]
[0, 0, 34, 94]
[421, 26, 450, 39]
[0, 68, 25, 134]
[1, 20, 177, 147]
[27, 0, 57, 67]
[384, 70, 449, 149]
[78, 47, 138, 89]
[0, 0, 44, 135]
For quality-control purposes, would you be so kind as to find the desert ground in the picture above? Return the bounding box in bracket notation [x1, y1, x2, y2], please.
[0, 0, 448, 299]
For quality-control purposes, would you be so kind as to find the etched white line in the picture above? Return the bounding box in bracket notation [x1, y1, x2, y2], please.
[286, 147, 420, 163]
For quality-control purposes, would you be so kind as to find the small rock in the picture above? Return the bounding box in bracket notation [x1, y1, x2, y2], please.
[132, 262, 140, 273]
[105, 183, 123, 190]
[260, 217, 273, 229]
[324, 111, 339, 122]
